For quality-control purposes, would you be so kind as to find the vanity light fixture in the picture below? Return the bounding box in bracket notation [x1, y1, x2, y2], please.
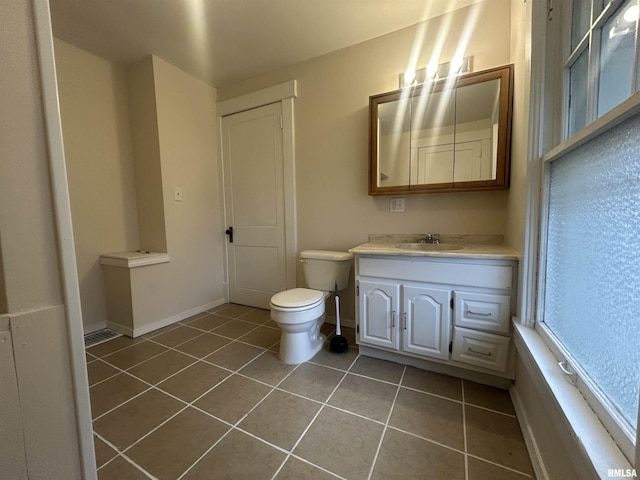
[400, 56, 472, 88]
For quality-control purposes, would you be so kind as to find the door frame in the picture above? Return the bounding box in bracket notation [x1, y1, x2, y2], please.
[216, 80, 298, 302]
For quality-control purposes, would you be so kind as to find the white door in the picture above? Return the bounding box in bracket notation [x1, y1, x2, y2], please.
[358, 280, 400, 350]
[222, 102, 286, 308]
[403, 285, 451, 359]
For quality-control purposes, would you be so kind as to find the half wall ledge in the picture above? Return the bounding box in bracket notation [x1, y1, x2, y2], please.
[100, 251, 170, 268]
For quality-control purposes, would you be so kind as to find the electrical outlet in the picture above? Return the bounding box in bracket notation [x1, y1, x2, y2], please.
[390, 198, 405, 213]
[173, 187, 183, 202]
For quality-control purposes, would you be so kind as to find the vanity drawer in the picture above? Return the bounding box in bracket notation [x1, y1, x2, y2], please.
[454, 291, 510, 334]
[451, 327, 510, 372]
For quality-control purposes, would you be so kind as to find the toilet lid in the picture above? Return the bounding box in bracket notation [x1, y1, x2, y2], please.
[271, 288, 325, 309]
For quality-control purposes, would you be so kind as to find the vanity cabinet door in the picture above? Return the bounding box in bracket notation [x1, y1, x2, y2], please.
[358, 280, 400, 350]
[402, 285, 452, 360]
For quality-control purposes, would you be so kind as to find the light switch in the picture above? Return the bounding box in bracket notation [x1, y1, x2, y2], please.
[173, 187, 183, 202]
[390, 198, 405, 213]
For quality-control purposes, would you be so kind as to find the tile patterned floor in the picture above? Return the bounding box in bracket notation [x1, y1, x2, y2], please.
[86, 304, 535, 480]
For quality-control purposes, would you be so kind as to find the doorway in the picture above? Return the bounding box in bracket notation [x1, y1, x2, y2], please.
[217, 81, 298, 308]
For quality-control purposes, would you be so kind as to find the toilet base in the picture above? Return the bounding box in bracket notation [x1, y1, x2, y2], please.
[278, 330, 326, 365]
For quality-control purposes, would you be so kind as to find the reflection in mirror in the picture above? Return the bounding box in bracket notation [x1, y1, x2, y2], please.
[453, 79, 500, 183]
[410, 87, 457, 186]
[369, 64, 513, 195]
[377, 97, 410, 188]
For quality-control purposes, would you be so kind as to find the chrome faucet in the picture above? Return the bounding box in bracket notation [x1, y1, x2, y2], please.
[421, 233, 441, 244]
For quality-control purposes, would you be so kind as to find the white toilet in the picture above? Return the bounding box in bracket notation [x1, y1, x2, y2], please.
[270, 250, 353, 364]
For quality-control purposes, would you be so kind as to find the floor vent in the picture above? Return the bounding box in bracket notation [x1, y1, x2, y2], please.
[84, 329, 121, 348]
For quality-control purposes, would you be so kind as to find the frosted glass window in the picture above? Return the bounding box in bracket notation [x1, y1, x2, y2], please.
[544, 112, 640, 426]
[598, 0, 637, 117]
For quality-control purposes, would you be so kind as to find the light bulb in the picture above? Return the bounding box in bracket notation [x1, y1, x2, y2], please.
[404, 68, 416, 87]
[624, 4, 639, 23]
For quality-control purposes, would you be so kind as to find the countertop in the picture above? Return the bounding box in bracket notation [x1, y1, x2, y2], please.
[348, 234, 520, 261]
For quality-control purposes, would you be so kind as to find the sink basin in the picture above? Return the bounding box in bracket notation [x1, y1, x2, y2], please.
[395, 243, 462, 252]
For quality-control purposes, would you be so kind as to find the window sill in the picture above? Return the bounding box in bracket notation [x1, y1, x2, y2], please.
[513, 321, 633, 478]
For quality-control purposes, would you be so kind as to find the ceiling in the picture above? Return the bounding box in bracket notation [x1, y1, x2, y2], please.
[49, 0, 481, 88]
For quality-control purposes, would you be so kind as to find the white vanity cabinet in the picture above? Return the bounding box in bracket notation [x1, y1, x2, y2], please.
[354, 254, 517, 379]
[359, 281, 451, 359]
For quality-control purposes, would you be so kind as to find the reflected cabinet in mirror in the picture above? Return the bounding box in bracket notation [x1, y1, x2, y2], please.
[369, 64, 513, 195]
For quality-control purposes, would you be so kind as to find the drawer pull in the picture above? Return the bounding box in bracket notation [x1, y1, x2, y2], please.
[391, 310, 396, 328]
[403, 312, 407, 330]
[469, 348, 492, 357]
[467, 310, 492, 317]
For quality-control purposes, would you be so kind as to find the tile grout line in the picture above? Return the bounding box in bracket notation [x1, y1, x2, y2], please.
[94, 431, 157, 479]
[91, 350, 232, 423]
[99, 339, 272, 479]
[90, 322, 531, 479]
[86, 308, 271, 478]
[91, 343, 530, 480]
[366, 365, 407, 480]
[174, 426, 234, 480]
[91, 339, 269, 438]
[465, 453, 535, 478]
[384, 424, 468, 455]
[380, 423, 535, 478]
[91, 384, 155, 423]
[86, 304, 263, 358]
[176, 349, 307, 480]
[90, 316, 328, 389]
[87, 337, 151, 361]
[269, 351, 362, 480]
[464, 401, 518, 418]
[286, 454, 347, 480]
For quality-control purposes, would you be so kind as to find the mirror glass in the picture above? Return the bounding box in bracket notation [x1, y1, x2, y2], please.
[369, 65, 513, 195]
[452, 79, 500, 183]
[378, 97, 410, 188]
[409, 88, 456, 187]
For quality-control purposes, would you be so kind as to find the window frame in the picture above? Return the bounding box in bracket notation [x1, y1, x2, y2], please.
[527, 0, 640, 466]
[562, 0, 640, 140]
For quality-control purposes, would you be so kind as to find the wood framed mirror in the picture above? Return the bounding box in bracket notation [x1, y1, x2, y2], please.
[369, 64, 514, 195]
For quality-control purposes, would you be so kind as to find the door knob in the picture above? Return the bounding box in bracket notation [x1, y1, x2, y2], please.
[225, 227, 233, 243]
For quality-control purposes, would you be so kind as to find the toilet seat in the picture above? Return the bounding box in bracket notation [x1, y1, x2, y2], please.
[270, 288, 325, 312]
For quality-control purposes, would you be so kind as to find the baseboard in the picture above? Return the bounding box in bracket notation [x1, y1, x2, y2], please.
[83, 321, 107, 335]
[109, 298, 226, 338]
[509, 384, 549, 480]
[107, 321, 133, 338]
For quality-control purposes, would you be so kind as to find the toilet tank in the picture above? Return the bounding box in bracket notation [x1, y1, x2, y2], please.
[300, 250, 353, 291]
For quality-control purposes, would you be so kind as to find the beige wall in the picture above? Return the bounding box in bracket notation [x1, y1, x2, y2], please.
[55, 39, 140, 330]
[218, 0, 512, 318]
[506, 0, 530, 253]
[127, 56, 168, 253]
[56, 45, 224, 332]
[127, 56, 224, 330]
[1, 1, 89, 477]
